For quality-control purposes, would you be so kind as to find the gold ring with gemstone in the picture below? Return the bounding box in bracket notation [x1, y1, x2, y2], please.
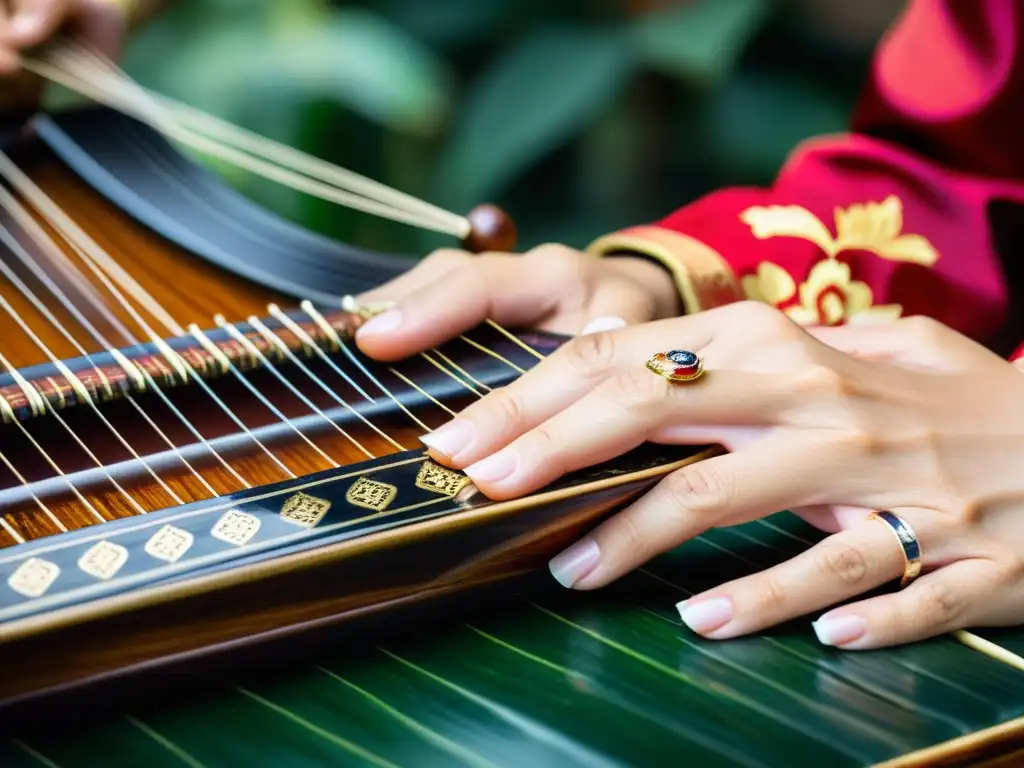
[645, 350, 704, 383]
[870, 510, 922, 589]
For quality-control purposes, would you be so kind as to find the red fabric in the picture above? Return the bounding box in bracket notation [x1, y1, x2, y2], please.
[651, 0, 1024, 351]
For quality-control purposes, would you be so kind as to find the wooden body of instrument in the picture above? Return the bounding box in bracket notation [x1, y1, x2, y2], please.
[0, 107, 1022, 768]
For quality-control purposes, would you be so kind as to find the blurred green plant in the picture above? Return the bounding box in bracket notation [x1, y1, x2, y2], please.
[106, 0, 871, 256]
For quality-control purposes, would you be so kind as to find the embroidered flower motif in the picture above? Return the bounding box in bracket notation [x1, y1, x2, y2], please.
[741, 262, 796, 306]
[737, 194, 939, 325]
[784, 260, 902, 326]
[740, 194, 939, 266]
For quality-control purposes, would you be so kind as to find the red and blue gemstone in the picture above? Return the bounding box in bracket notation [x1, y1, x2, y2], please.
[645, 349, 704, 382]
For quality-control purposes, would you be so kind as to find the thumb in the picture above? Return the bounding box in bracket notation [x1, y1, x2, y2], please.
[355, 256, 556, 362]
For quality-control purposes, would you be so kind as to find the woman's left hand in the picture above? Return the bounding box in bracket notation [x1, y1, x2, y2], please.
[420, 302, 1024, 649]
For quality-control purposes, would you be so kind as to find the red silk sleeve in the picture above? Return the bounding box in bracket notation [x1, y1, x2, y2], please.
[588, 0, 1024, 348]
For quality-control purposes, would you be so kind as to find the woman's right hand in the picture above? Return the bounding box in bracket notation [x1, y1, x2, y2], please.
[354, 244, 683, 362]
[1, 0, 128, 109]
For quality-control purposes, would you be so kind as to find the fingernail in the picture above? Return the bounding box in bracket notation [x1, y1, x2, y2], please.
[812, 614, 867, 647]
[420, 419, 475, 458]
[581, 316, 627, 335]
[549, 537, 600, 588]
[464, 449, 519, 484]
[357, 309, 402, 336]
[676, 597, 733, 634]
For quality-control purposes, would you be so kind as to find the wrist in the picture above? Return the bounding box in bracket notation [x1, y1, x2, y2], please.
[587, 225, 743, 316]
[603, 254, 683, 319]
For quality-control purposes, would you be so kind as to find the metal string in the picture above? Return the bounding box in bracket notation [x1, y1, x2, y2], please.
[0, 221, 221, 499]
[0, 154, 298, 481]
[0, 352, 108, 524]
[213, 316, 362, 463]
[1, 149, 371, 476]
[0, 289, 177, 510]
[28, 41, 471, 238]
[246, 314, 406, 451]
[0, 203, 244, 494]
[0, 447, 57, 539]
[294, 301, 432, 432]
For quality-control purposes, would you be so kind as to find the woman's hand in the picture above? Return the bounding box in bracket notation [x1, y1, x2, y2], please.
[354, 244, 681, 361]
[1, 0, 127, 109]
[419, 301, 1024, 649]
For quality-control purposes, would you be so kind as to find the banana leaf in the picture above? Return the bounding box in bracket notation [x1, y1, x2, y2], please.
[4, 511, 1023, 767]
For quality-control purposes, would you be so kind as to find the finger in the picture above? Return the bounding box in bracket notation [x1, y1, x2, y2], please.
[418, 314, 722, 465]
[459, 366, 799, 498]
[1, 0, 69, 46]
[356, 252, 562, 361]
[674, 516, 919, 639]
[547, 437, 831, 590]
[811, 558, 1009, 649]
[356, 248, 472, 307]
[806, 316, 991, 371]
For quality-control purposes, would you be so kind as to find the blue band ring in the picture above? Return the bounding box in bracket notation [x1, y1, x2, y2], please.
[645, 350, 705, 383]
[870, 510, 922, 589]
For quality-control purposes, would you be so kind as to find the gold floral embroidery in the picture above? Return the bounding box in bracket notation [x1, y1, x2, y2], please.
[784, 260, 902, 326]
[740, 263, 795, 307]
[738, 194, 939, 326]
[740, 194, 939, 266]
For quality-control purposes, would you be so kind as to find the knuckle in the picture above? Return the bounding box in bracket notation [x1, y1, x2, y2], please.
[898, 315, 945, 347]
[526, 244, 586, 280]
[664, 463, 729, 516]
[728, 300, 793, 330]
[561, 329, 619, 376]
[603, 369, 669, 411]
[816, 541, 869, 587]
[920, 579, 965, 625]
[752, 574, 789, 615]
[791, 363, 849, 398]
[487, 388, 524, 429]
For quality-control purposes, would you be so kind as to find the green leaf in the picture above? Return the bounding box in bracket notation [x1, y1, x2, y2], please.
[374, 0, 514, 48]
[698, 71, 853, 184]
[276, 9, 453, 136]
[124, 7, 451, 137]
[632, 0, 771, 86]
[9, 513, 1024, 767]
[433, 26, 635, 211]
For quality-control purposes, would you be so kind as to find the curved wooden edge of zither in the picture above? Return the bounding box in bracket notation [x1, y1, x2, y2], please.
[873, 715, 1024, 767]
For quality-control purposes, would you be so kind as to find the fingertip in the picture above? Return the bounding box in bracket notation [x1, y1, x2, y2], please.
[812, 612, 868, 648]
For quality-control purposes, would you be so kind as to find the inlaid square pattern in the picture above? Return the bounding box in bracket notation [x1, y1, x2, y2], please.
[78, 540, 129, 580]
[144, 524, 194, 563]
[211, 509, 261, 546]
[416, 461, 470, 496]
[280, 492, 332, 528]
[8, 557, 60, 598]
[345, 477, 397, 512]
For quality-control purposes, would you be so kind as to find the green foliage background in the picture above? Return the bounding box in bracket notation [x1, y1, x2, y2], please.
[115, 0, 899, 257]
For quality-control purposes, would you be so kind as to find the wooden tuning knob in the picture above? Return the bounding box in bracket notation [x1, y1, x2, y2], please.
[461, 204, 517, 253]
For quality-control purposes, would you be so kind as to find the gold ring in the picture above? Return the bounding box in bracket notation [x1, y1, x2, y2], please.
[870, 510, 922, 589]
[645, 350, 704, 383]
